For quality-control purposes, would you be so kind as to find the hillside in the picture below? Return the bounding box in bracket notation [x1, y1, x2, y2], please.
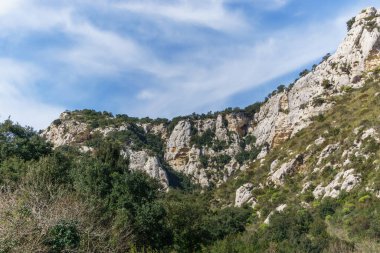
[43, 7, 380, 190]
[0, 7, 379, 253]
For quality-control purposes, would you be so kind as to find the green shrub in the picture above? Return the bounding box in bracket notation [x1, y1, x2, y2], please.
[52, 119, 62, 126]
[312, 97, 325, 107]
[299, 69, 310, 77]
[0, 119, 52, 161]
[43, 221, 80, 253]
[346, 17, 355, 31]
[358, 195, 371, 203]
[340, 85, 353, 93]
[244, 102, 262, 117]
[317, 198, 340, 219]
[322, 79, 333, 89]
[191, 129, 215, 148]
[212, 140, 227, 152]
[199, 155, 209, 168]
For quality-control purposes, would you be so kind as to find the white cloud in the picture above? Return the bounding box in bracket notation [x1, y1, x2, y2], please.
[137, 90, 156, 100]
[128, 16, 348, 117]
[0, 0, 23, 16]
[0, 0, 375, 129]
[58, 22, 146, 75]
[0, 59, 64, 130]
[115, 0, 248, 32]
[227, 0, 292, 10]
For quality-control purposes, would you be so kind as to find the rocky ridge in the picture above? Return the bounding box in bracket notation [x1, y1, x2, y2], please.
[43, 8, 380, 189]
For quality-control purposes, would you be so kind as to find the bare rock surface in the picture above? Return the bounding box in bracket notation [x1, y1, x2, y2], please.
[235, 183, 256, 207]
[313, 169, 361, 199]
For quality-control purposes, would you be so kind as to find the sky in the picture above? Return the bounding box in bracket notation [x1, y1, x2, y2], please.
[1, 0, 380, 130]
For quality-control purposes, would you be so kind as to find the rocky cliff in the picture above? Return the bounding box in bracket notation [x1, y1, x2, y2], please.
[43, 7, 380, 189]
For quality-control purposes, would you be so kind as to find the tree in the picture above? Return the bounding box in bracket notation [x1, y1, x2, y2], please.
[44, 221, 80, 253]
[346, 17, 355, 31]
[299, 69, 310, 77]
[0, 119, 51, 162]
[277, 85, 286, 93]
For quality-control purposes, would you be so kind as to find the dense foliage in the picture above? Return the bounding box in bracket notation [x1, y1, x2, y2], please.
[1, 63, 380, 252]
[0, 120, 252, 252]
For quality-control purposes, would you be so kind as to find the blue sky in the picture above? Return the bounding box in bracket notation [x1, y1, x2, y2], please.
[1, 0, 379, 129]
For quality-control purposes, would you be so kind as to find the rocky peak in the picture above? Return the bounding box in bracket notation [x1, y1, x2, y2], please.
[253, 7, 380, 147]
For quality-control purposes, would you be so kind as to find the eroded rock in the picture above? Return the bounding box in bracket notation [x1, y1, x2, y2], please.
[235, 183, 256, 208]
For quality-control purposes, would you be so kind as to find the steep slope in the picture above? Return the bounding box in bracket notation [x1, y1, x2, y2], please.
[254, 7, 380, 146]
[218, 76, 380, 204]
[1, 6, 380, 253]
[43, 7, 380, 190]
[209, 73, 380, 252]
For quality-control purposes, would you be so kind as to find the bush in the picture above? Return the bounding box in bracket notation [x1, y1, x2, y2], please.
[321, 53, 331, 63]
[244, 102, 262, 117]
[206, 207, 251, 240]
[43, 221, 80, 253]
[0, 120, 52, 161]
[312, 97, 325, 107]
[199, 155, 209, 168]
[211, 155, 231, 168]
[191, 129, 215, 148]
[212, 140, 228, 152]
[317, 198, 340, 219]
[299, 69, 310, 77]
[277, 85, 286, 93]
[347, 17, 355, 31]
[52, 119, 62, 126]
[235, 147, 260, 165]
[322, 79, 333, 89]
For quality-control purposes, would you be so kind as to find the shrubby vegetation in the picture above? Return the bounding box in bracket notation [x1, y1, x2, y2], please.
[1, 45, 380, 252]
[211, 79, 380, 252]
[0, 120, 253, 252]
[347, 17, 356, 31]
[205, 203, 357, 253]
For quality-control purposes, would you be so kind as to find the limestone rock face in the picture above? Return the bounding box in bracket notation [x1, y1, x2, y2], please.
[268, 154, 304, 186]
[225, 113, 249, 137]
[253, 7, 380, 147]
[361, 128, 379, 141]
[215, 114, 229, 141]
[264, 204, 288, 224]
[316, 143, 340, 166]
[42, 112, 90, 148]
[140, 123, 168, 139]
[163, 115, 253, 186]
[122, 149, 169, 190]
[164, 120, 208, 185]
[176, 146, 209, 187]
[42, 8, 380, 189]
[165, 120, 192, 162]
[235, 183, 256, 207]
[313, 169, 361, 199]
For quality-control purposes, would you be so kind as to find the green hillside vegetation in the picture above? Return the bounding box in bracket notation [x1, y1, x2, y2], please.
[209, 76, 380, 252]
[1, 72, 380, 252]
[0, 119, 252, 252]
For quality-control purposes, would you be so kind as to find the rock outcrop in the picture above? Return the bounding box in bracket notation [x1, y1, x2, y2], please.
[264, 204, 288, 224]
[42, 8, 380, 189]
[268, 154, 304, 186]
[313, 169, 361, 199]
[122, 149, 169, 190]
[235, 183, 256, 207]
[254, 7, 380, 147]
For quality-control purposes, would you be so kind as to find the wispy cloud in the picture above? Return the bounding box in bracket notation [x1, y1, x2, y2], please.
[128, 16, 347, 117]
[250, 0, 292, 9]
[0, 59, 63, 129]
[115, 0, 248, 32]
[0, 0, 377, 130]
